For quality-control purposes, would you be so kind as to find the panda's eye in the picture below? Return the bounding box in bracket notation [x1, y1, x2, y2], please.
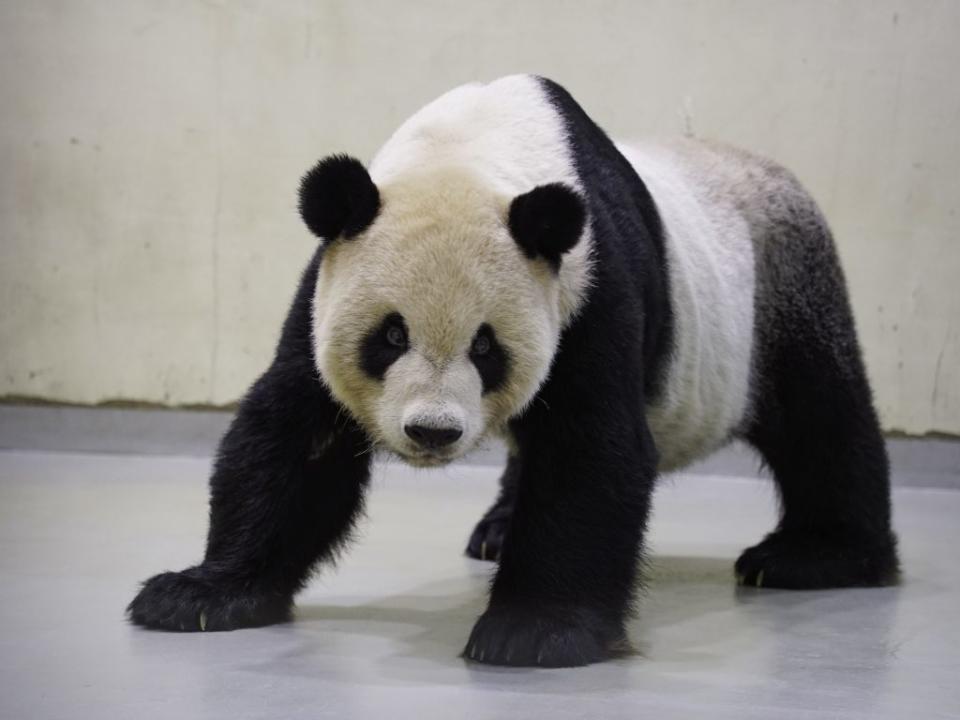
[386, 324, 407, 348]
[360, 312, 409, 380]
[469, 324, 509, 394]
[471, 334, 491, 356]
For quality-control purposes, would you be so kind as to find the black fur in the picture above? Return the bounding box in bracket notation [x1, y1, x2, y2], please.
[128, 247, 372, 631]
[298, 154, 380, 241]
[360, 312, 409, 380]
[465, 603, 629, 667]
[469, 323, 509, 394]
[508, 183, 586, 269]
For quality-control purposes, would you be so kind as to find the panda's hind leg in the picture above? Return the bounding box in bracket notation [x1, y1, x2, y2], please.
[465, 454, 519, 562]
[735, 207, 899, 589]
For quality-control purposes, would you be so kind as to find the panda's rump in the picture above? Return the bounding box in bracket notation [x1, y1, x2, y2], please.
[617, 140, 758, 471]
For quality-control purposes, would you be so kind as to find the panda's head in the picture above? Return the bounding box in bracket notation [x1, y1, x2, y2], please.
[299, 155, 587, 466]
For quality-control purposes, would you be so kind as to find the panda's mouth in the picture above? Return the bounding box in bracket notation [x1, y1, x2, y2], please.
[396, 449, 456, 468]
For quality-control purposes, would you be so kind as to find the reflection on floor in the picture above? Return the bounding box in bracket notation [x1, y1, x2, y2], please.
[0, 450, 957, 719]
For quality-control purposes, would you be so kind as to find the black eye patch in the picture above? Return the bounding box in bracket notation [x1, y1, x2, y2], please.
[469, 324, 509, 394]
[360, 312, 409, 380]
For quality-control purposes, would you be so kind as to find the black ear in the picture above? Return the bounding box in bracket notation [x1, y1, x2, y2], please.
[508, 183, 586, 269]
[298, 155, 380, 242]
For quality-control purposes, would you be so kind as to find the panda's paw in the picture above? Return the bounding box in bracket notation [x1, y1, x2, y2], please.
[127, 566, 293, 632]
[463, 605, 627, 667]
[465, 498, 513, 562]
[735, 530, 900, 589]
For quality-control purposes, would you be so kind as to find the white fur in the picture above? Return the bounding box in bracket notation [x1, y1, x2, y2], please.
[617, 141, 756, 471]
[369, 75, 594, 325]
[312, 76, 593, 463]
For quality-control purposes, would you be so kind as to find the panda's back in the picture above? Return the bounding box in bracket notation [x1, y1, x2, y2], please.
[618, 139, 764, 471]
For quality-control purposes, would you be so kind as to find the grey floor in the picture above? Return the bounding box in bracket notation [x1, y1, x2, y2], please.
[1, 447, 959, 719]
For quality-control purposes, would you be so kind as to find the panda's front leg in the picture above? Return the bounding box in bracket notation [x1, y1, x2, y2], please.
[127, 355, 372, 632]
[464, 401, 657, 667]
[128, 251, 373, 632]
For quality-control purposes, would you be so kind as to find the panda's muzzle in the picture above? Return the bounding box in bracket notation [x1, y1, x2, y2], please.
[403, 423, 463, 450]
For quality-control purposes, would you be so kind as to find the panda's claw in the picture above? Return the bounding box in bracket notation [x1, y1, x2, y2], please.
[127, 567, 293, 632]
[734, 531, 900, 589]
[467, 520, 507, 561]
[463, 605, 619, 667]
[466, 493, 514, 562]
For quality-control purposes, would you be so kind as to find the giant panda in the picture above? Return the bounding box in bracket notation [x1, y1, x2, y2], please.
[128, 75, 899, 667]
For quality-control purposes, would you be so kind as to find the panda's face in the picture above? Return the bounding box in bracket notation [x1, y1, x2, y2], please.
[302, 158, 586, 466]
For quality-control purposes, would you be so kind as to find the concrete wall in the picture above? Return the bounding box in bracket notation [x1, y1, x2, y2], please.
[1, 0, 958, 435]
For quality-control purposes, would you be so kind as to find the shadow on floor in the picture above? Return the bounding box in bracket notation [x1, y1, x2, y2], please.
[250, 556, 831, 684]
[176, 552, 908, 702]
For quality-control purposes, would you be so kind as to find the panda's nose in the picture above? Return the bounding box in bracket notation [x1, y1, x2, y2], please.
[404, 424, 463, 450]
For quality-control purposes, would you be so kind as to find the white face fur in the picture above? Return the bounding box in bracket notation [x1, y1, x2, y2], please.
[312, 167, 564, 466]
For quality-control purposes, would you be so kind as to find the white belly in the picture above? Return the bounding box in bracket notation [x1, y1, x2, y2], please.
[617, 141, 756, 471]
